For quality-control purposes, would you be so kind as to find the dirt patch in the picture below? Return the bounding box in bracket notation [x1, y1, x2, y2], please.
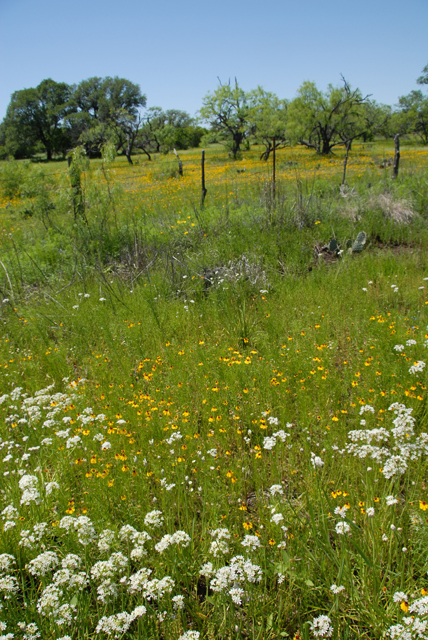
[372, 236, 419, 254]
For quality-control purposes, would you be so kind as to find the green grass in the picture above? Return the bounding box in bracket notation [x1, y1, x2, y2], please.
[0, 142, 427, 640]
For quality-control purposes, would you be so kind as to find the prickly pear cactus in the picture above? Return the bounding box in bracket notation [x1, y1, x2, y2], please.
[329, 238, 338, 253]
[352, 231, 367, 253]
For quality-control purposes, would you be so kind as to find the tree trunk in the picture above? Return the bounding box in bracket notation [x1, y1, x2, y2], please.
[232, 138, 240, 159]
[47, 148, 52, 161]
[140, 147, 152, 161]
[125, 136, 134, 164]
[321, 138, 331, 155]
[125, 148, 133, 164]
[231, 132, 244, 159]
[260, 141, 272, 161]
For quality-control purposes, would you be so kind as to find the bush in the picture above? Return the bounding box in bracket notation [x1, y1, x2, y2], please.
[0, 159, 32, 199]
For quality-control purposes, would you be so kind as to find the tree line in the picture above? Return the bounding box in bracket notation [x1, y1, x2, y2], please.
[0, 77, 205, 163]
[0, 65, 427, 163]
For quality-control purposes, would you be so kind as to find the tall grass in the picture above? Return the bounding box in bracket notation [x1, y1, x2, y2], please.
[0, 142, 427, 639]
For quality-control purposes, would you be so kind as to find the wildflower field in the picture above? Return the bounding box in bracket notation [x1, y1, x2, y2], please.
[0, 142, 428, 640]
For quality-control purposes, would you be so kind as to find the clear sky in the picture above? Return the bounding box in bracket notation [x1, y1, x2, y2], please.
[0, 0, 427, 121]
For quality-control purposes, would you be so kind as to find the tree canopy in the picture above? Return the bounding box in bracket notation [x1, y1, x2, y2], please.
[1, 67, 428, 163]
[2, 79, 74, 160]
[199, 81, 250, 159]
[1, 76, 204, 162]
[395, 64, 428, 145]
[247, 87, 289, 160]
[286, 79, 372, 155]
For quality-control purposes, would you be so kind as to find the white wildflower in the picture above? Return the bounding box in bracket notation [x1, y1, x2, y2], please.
[45, 481, 59, 496]
[360, 404, 375, 414]
[200, 562, 214, 577]
[393, 591, 408, 603]
[144, 510, 164, 528]
[310, 614, 333, 638]
[172, 594, 185, 610]
[311, 452, 324, 468]
[229, 586, 245, 604]
[241, 535, 261, 551]
[27, 551, 58, 576]
[334, 505, 348, 519]
[271, 512, 284, 525]
[178, 632, 200, 640]
[95, 612, 134, 639]
[330, 584, 345, 594]
[409, 361, 425, 375]
[335, 522, 350, 535]
[269, 484, 284, 496]
[98, 529, 116, 553]
[0, 554, 15, 574]
[0, 575, 19, 599]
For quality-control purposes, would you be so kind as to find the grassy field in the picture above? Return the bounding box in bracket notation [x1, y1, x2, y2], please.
[0, 142, 428, 640]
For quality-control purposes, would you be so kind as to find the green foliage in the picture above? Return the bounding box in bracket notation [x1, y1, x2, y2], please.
[1, 76, 146, 162]
[247, 87, 289, 160]
[417, 61, 428, 86]
[135, 108, 204, 159]
[396, 90, 428, 144]
[0, 158, 32, 198]
[199, 80, 251, 159]
[287, 79, 371, 154]
[69, 146, 89, 221]
[2, 78, 74, 160]
[394, 63, 428, 144]
[0, 145, 427, 639]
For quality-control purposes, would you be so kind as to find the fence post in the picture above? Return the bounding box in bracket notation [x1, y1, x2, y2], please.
[173, 148, 183, 176]
[393, 133, 400, 179]
[272, 136, 276, 200]
[201, 149, 207, 207]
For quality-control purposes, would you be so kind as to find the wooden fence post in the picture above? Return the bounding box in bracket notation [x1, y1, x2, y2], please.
[272, 137, 276, 200]
[341, 139, 352, 185]
[201, 149, 207, 207]
[173, 148, 183, 176]
[393, 133, 400, 179]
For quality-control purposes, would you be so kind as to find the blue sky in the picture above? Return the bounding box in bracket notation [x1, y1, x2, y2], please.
[0, 0, 427, 121]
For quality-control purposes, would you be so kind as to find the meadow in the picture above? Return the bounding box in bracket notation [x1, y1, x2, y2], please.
[0, 141, 428, 640]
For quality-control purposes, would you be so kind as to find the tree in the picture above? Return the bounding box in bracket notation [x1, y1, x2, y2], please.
[417, 63, 428, 86]
[199, 80, 250, 159]
[66, 76, 146, 159]
[72, 77, 105, 120]
[135, 108, 203, 160]
[287, 78, 370, 155]
[396, 90, 428, 144]
[247, 87, 289, 160]
[360, 101, 392, 141]
[3, 79, 73, 160]
[395, 64, 428, 145]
